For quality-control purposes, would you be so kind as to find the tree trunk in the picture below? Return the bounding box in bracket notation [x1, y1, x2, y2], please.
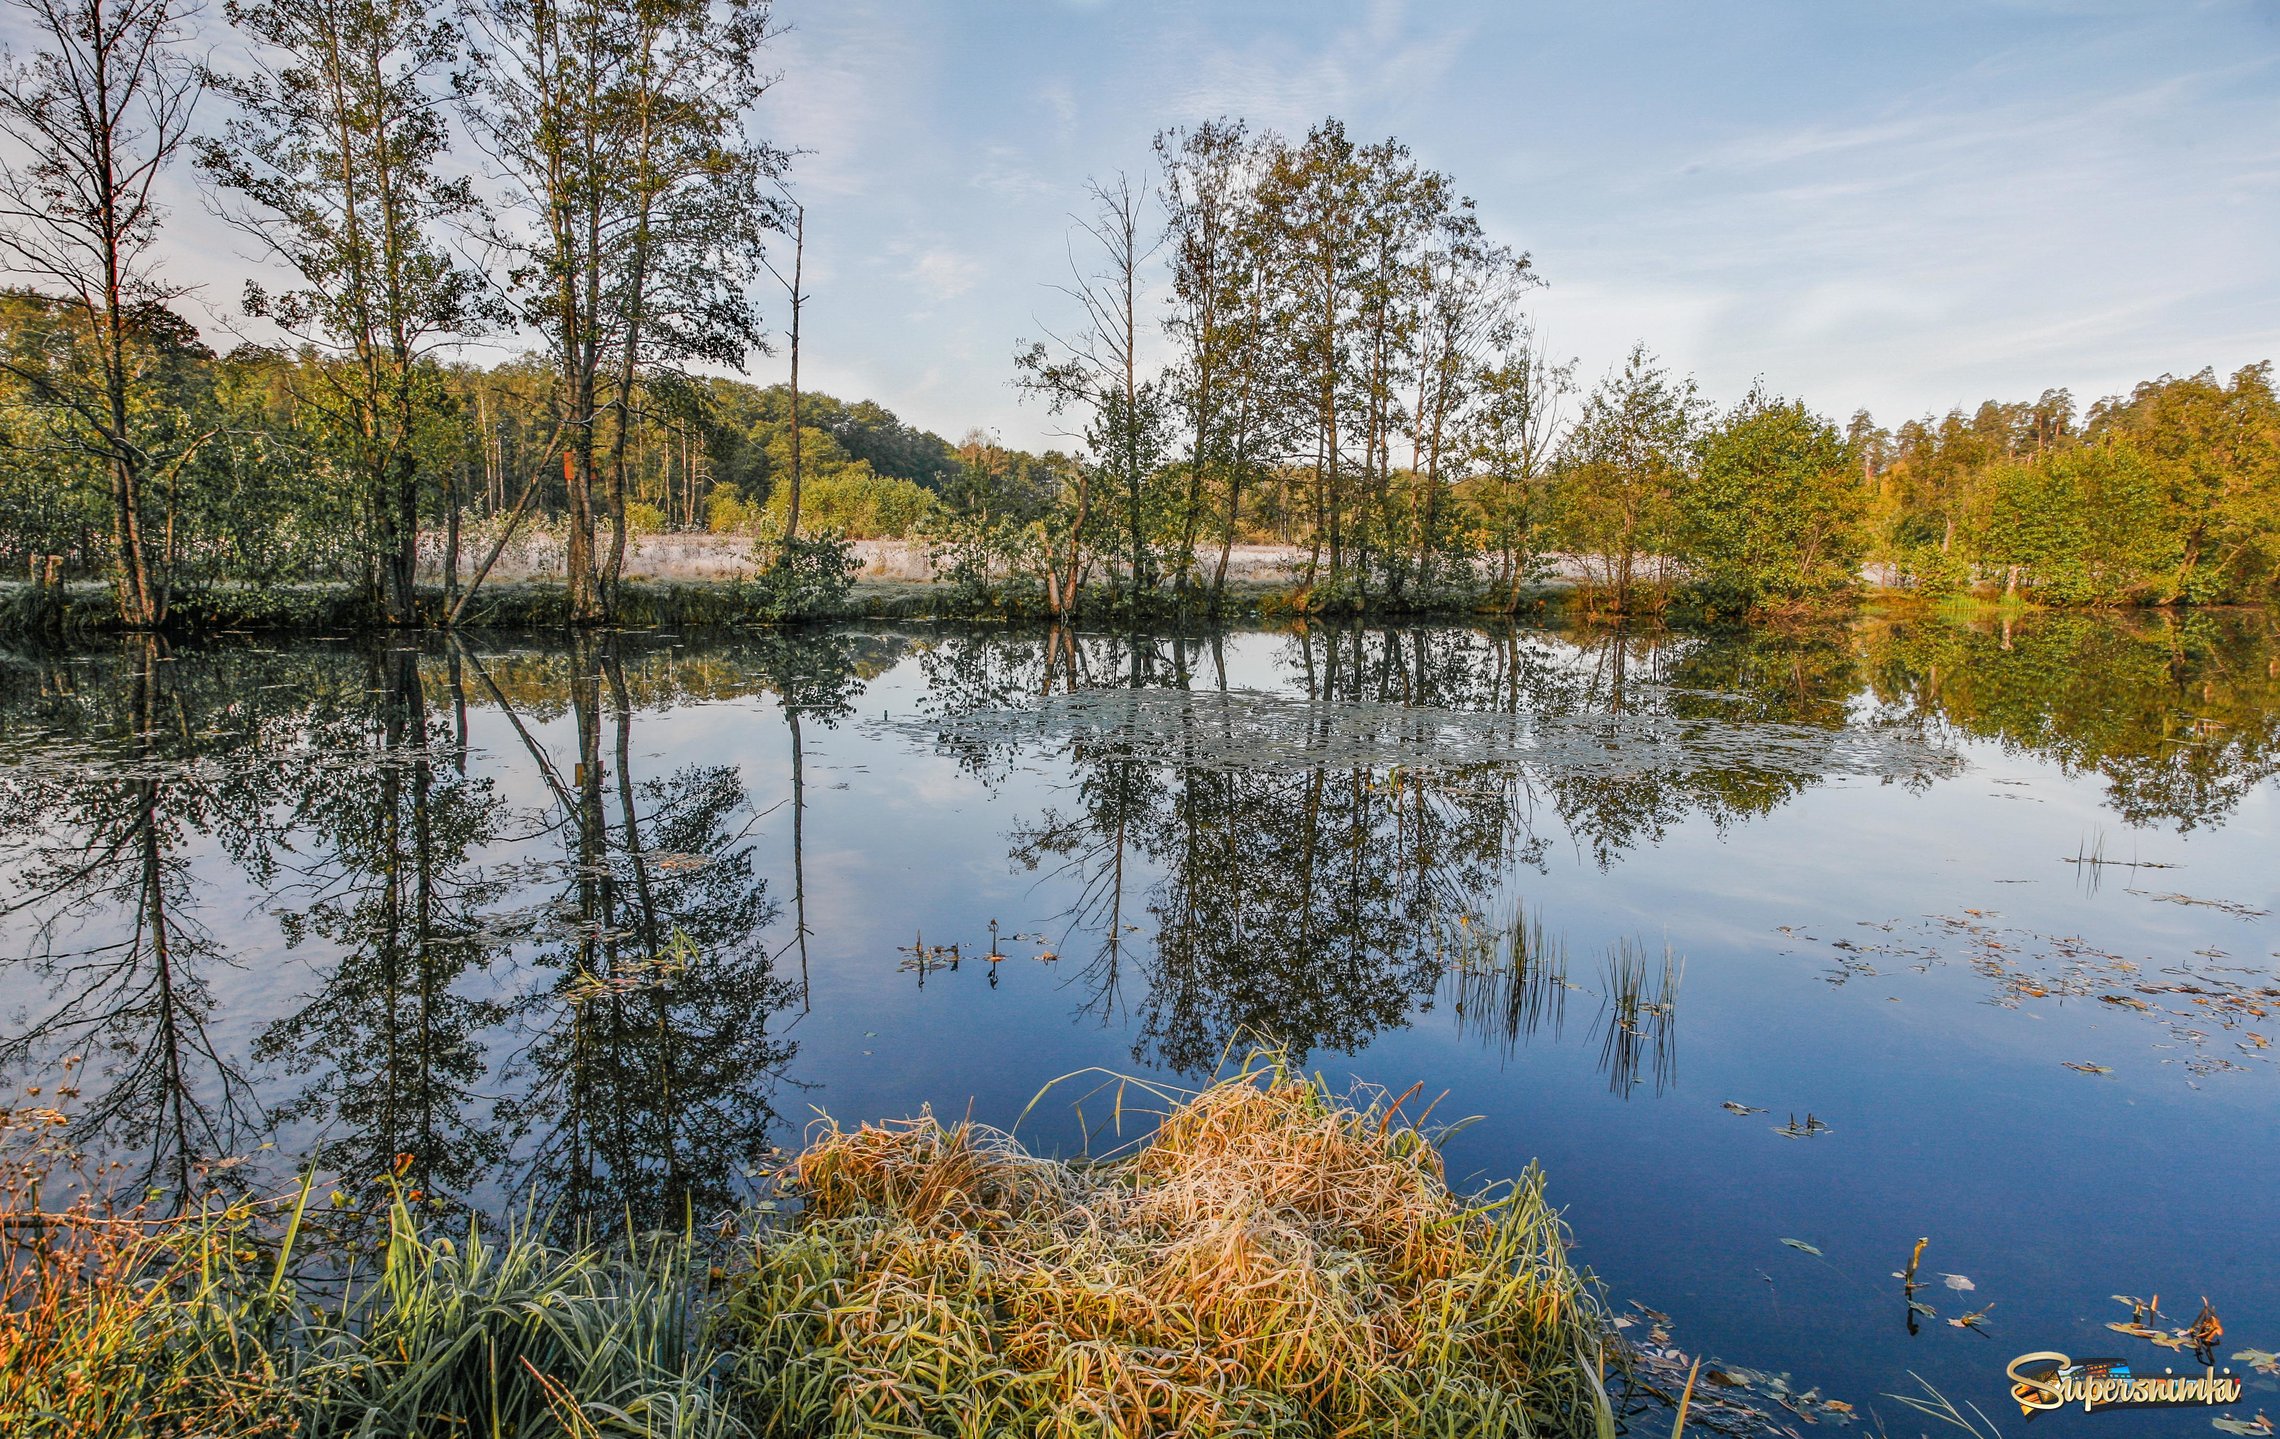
[783, 202, 804, 544]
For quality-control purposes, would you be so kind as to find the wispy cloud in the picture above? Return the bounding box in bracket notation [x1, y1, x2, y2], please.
[897, 244, 981, 306]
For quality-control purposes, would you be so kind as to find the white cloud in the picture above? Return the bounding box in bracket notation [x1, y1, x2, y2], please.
[901, 245, 981, 306]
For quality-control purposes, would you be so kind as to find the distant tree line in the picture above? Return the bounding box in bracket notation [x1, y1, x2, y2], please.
[956, 117, 2280, 618]
[0, 10, 2272, 631]
[1850, 369, 2280, 605]
[0, 320, 976, 591]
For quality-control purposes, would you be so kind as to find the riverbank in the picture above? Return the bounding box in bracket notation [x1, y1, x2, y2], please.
[2, 1058, 1623, 1438]
[4, 561, 2259, 641]
[0, 571, 1581, 639]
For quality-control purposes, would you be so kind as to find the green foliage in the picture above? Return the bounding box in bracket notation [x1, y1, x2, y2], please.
[1554, 344, 1708, 613]
[1866, 365, 2280, 604]
[1682, 388, 1865, 613]
[756, 466, 934, 539]
[739, 533, 857, 622]
[292, 1199, 743, 1439]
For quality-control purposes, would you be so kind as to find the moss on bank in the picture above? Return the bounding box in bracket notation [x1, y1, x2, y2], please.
[2, 1059, 1619, 1438]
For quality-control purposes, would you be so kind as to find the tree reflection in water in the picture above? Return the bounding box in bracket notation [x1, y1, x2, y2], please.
[0, 637, 279, 1206]
[480, 634, 805, 1234]
[0, 608, 2272, 1213]
[255, 642, 513, 1205]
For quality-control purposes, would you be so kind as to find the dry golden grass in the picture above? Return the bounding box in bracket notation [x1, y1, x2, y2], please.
[726, 1055, 1617, 1438]
[0, 1105, 294, 1437]
[2, 1057, 1621, 1437]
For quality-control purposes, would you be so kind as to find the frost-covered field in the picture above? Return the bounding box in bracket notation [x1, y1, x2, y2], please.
[417, 532, 1365, 586]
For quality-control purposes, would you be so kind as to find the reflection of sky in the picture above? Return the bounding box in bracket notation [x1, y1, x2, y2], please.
[2, 626, 2277, 1435]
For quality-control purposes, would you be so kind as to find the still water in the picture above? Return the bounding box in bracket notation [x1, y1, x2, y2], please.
[3, 611, 2276, 1434]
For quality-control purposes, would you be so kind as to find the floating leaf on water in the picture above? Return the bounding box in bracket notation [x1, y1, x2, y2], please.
[1908, 1300, 1940, 1319]
[1780, 1238, 1823, 1256]
[2211, 1416, 2274, 1436]
[1721, 1100, 1767, 1115]
[2231, 1350, 2280, 1376]
[2063, 1062, 2114, 1074]
[1942, 1273, 1976, 1292]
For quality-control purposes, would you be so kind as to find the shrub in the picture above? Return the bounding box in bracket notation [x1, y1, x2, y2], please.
[740, 533, 857, 622]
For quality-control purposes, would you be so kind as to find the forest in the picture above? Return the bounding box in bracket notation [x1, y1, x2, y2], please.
[0, 0, 2275, 629]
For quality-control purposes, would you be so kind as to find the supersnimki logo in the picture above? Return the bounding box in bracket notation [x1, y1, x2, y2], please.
[2006, 1352, 2242, 1416]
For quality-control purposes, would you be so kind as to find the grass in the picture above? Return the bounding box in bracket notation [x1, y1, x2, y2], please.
[724, 1053, 1618, 1437]
[1442, 906, 1572, 1058]
[4, 1055, 1622, 1438]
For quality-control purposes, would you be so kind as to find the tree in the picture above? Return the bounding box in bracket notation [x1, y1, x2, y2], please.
[1556, 343, 1705, 614]
[1252, 122, 1365, 590]
[2086, 364, 2280, 602]
[1471, 324, 1573, 611]
[761, 181, 805, 542]
[201, 0, 489, 625]
[1157, 118, 1249, 600]
[1015, 173, 1164, 613]
[0, 0, 202, 626]
[467, 0, 779, 623]
[1682, 386, 1864, 612]
[1403, 197, 1535, 595]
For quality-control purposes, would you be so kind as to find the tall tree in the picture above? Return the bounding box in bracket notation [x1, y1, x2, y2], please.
[1404, 197, 1534, 594]
[0, 0, 202, 627]
[1556, 343, 1705, 614]
[467, 0, 778, 623]
[1157, 118, 1255, 600]
[1015, 172, 1162, 613]
[1256, 121, 1368, 589]
[201, 0, 489, 626]
[761, 180, 805, 543]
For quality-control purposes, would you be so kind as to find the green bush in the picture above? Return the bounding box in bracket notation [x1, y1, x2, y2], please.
[739, 533, 857, 622]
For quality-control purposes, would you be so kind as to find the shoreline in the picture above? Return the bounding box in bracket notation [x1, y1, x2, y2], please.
[2, 572, 2262, 643]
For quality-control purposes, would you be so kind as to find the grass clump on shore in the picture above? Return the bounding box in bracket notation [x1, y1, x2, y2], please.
[1, 1105, 735, 1438]
[724, 1055, 1618, 1438]
[3, 1056, 1618, 1438]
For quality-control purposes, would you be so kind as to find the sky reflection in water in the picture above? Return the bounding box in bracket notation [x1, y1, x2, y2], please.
[2, 611, 2276, 1435]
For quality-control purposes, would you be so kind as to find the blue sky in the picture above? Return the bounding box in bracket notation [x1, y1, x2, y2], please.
[16, 0, 2269, 451]
[738, 0, 2280, 449]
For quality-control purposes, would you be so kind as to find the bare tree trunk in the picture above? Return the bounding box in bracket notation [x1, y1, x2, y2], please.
[783, 198, 804, 543]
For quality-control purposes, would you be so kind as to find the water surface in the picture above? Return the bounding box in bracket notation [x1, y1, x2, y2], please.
[3, 611, 2276, 1435]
